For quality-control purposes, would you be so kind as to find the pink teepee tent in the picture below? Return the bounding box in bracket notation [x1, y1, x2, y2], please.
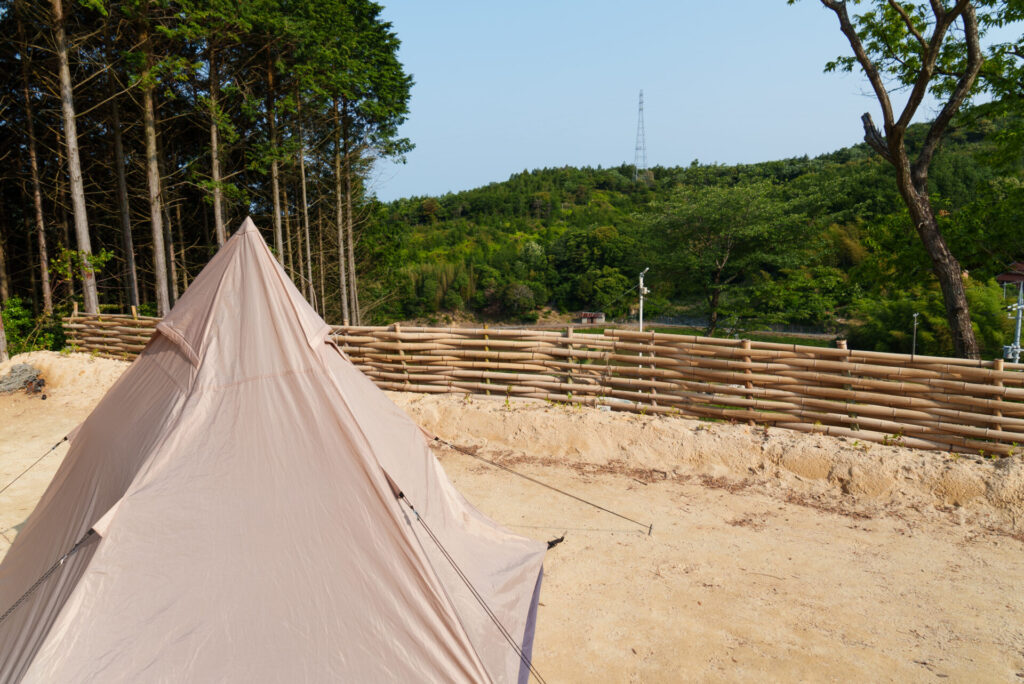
[0, 218, 545, 683]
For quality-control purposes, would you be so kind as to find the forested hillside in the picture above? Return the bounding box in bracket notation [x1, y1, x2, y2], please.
[365, 107, 1024, 357]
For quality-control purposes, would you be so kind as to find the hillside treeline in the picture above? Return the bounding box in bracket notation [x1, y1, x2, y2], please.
[369, 107, 1024, 357]
[0, 0, 410, 350]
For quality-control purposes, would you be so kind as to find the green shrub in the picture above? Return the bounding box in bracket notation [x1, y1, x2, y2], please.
[1, 297, 65, 355]
[848, 278, 1011, 358]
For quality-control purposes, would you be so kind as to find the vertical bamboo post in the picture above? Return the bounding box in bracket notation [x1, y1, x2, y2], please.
[130, 305, 138, 320]
[993, 358, 1004, 432]
[483, 323, 491, 396]
[836, 339, 857, 432]
[393, 322, 408, 389]
[565, 325, 574, 401]
[741, 338, 753, 425]
[71, 301, 79, 352]
[648, 330, 658, 408]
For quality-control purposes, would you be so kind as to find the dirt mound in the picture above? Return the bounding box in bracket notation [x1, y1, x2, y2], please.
[392, 392, 1024, 533]
[0, 351, 127, 395]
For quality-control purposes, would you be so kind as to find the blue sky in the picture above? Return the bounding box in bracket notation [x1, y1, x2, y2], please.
[372, 1, 989, 202]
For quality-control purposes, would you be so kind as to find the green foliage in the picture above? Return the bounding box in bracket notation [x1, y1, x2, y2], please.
[643, 180, 805, 333]
[360, 103, 1022, 357]
[755, 266, 855, 330]
[500, 282, 535, 317]
[848, 278, 1011, 358]
[1, 298, 64, 355]
[51, 248, 116, 285]
[795, 0, 1020, 104]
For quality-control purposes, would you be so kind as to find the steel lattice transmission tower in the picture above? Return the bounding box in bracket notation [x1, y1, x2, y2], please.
[634, 90, 647, 182]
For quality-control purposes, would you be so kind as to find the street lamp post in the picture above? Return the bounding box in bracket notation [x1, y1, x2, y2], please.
[912, 312, 919, 358]
[638, 268, 649, 332]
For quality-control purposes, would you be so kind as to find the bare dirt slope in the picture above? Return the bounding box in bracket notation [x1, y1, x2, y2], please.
[2, 352, 1023, 682]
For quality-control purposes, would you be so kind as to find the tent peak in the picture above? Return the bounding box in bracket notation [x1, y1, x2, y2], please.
[238, 216, 259, 235]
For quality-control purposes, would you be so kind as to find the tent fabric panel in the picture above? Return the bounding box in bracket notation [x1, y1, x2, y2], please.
[0, 334, 192, 681]
[321, 346, 546, 683]
[23, 364, 490, 683]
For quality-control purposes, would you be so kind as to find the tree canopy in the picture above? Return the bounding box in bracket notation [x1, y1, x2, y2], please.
[0, 0, 411, 326]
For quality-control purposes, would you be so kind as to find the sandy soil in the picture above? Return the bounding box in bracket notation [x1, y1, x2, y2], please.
[2, 352, 1023, 682]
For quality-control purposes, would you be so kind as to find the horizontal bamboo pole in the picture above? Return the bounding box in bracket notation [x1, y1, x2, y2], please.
[61, 316, 1024, 456]
[609, 327, 1011, 370]
[609, 338, 1024, 386]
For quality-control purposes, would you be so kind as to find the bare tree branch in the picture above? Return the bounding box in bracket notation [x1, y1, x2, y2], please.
[821, 0, 898, 136]
[912, 3, 983, 188]
[860, 112, 893, 161]
[893, 1, 964, 132]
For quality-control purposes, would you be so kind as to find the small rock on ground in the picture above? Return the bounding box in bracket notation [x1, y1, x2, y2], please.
[0, 364, 41, 393]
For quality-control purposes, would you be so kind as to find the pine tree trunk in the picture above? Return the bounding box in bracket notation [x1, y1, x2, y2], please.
[0, 300, 8, 362]
[344, 156, 359, 324]
[163, 195, 178, 304]
[105, 29, 138, 310]
[176, 203, 188, 290]
[295, 89, 313, 305]
[334, 99, 350, 325]
[26, 231, 38, 314]
[209, 44, 227, 247]
[283, 185, 294, 279]
[300, 165, 313, 304]
[19, 9, 53, 315]
[0, 224, 8, 304]
[340, 101, 360, 324]
[266, 51, 283, 261]
[318, 205, 325, 317]
[52, 0, 98, 313]
[141, 19, 169, 316]
[56, 148, 75, 303]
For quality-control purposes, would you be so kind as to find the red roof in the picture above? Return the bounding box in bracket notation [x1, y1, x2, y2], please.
[996, 262, 1024, 283]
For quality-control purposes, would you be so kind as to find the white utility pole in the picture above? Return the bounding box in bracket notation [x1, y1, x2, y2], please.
[638, 268, 650, 331]
[912, 312, 919, 358]
[1006, 283, 1023, 363]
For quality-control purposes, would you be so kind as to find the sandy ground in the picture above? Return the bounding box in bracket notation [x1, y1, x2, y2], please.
[2, 352, 1023, 682]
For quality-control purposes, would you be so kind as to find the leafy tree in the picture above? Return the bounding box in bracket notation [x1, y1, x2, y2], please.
[849, 278, 1010, 356]
[790, 0, 1022, 358]
[576, 267, 631, 318]
[500, 282, 534, 317]
[756, 265, 855, 329]
[645, 181, 801, 335]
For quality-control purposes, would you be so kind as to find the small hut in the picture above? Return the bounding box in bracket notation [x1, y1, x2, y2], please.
[575, 311, 606, 325]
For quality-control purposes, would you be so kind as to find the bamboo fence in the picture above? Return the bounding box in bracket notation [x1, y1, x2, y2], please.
[64, 313, 1024, 456]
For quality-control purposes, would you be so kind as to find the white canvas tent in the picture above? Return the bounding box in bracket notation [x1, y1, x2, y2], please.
[0, 218, 546, 683]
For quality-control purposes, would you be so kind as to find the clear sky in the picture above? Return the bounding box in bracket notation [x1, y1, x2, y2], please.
[371, 1, 970, 202]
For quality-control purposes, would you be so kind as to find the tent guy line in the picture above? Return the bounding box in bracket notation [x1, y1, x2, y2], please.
[434, 436, 654, 535]
[0, 530, 96, 627]
[397, 491, 549, 684]
[0, 437, 67, 498]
